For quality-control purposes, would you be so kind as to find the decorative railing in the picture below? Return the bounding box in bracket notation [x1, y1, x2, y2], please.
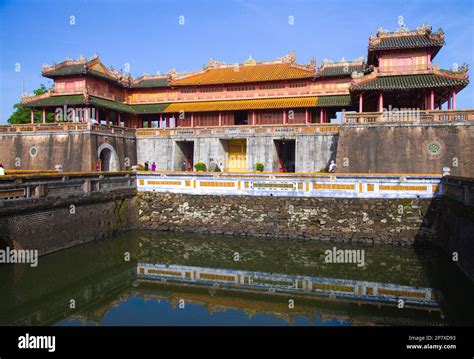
[0, 123, 136, 137]
[378, 64, 433, 75]
[442, 176, 474, 207]
[342, 109, 474, 124]
[137, 172, 442, 199]
[136, 124, 340, 137]
[0, 172, 136, 202]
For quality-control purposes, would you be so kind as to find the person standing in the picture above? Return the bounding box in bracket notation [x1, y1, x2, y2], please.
[151, 162, 156, 172]
[144, 161, 149, 171]
[329, 160, 337, 173]
[0, 164, 5, 176]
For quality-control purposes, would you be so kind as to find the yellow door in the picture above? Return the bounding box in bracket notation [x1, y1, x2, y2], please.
[228, 140, 247, 172]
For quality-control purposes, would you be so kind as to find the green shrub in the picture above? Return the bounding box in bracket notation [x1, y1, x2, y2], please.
[255, 162, 264, 172]
[194, 162, 207, 172]
[319, 168, 329, 173]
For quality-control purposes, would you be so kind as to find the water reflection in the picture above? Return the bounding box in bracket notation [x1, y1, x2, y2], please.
[0, 230, 473, 326]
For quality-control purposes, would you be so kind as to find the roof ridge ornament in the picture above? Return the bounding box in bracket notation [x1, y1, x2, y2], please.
[243, 54, 257, 66]
[396, 16, 409, 32]
[278, 51, 296, 63]
[207, 58, 226, 68]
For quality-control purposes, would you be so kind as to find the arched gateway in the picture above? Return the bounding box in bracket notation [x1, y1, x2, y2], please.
[97, 143, 120, 171]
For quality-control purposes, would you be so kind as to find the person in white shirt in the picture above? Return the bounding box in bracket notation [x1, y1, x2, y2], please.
[0, 164, 5, 176]
[328, 160, 337, 173]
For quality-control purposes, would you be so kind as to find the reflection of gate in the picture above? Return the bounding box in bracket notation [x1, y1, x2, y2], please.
[228, 140, 246, 172]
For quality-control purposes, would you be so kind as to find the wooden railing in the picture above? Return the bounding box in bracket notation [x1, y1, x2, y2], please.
[342, 109, 474, 124]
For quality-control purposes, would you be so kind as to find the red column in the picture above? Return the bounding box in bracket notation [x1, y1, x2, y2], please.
[378, 92, 384, 112]
[42, 109, 46, 123]
[31, 110, 34, 124]
[359, 93, 363, 113]
[452, 90, 456, 110]
[430, 90, 435, 110]
[448, 94, 451, 110]
[160, 113, 163, 128]
[118, 112, 122, 126]
[305, 108, 310, 124]
[218, 112, 222, 126]
[283, 109, 287, 125]
[252, 111, 256, 125]
[320, 108, 324, 124]
[190, 113, 194, 127]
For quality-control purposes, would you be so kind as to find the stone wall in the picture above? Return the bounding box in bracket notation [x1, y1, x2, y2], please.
[336, 122, 474, 176]
[0, 192, 138, 255]
[136, 133, 337, 172]
[137, 192, 437, 245]
[433, 176, 474, 282]
[0, 131, 137, 172]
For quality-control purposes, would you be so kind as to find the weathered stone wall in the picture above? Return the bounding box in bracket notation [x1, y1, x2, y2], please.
[0, 132, 92, 171]
[136, 133, 337, 172]
[0, 193, 138, 255]
[0, 131, 136, 171]
[336, 122, 474, 176]
[137, 192, 437, 245]
[432, 176, 474, 282]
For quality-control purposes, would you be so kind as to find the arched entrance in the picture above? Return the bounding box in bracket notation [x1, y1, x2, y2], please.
[98, 143, 120, 171]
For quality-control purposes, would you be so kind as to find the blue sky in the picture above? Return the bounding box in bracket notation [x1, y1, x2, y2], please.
[0, 0, 472, 123]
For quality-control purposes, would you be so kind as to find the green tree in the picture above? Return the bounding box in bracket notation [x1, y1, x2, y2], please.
[8, 85, 54, 124]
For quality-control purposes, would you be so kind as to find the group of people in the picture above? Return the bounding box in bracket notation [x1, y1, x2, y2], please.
[144, 161, 157, 171]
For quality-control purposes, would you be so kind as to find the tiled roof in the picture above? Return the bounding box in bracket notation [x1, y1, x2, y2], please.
[317, 65, 366, 77]
[22, 94, 135, 113]
[164, 96, 318, 113]
[88, 96, 134, 113]
[170, 63, 315, 86]
[350, 73, 468, 91]
[130, 78, 169, 88]
[43, 64, 86, 77]
[132, 103, 170, 114]
[22, 94, 86, 107]
[369, 35, 444, 51]
[317, 95, 352, 107]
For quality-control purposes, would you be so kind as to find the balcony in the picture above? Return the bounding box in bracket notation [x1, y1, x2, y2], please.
[136, 123, 340, 138]
[378, 64, 432, 75]
[342, 109, 474, 124]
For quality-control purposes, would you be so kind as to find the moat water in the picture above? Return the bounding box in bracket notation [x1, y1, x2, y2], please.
[1, 230, 473, 326]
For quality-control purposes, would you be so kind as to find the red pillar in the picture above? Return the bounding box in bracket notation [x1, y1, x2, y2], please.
[320, 108, 324, 124]
[190, 113, 194, 127]
[452, 90, 456, 110]
[305, 108, 310, 124]
[448, 94, 451, 110]
[430, 90, 435, 110]
[359, 93, 363, 113]
[42, 109, 46, 123]
[283, 109, 287, 125]
[378, 92, 384, 112]
[160, 113, 163, 128]
[30, 110, 34, 124]
[218, 112, 222, 126]
[118, 112, 122, 126]
[252, 111, 256, 125]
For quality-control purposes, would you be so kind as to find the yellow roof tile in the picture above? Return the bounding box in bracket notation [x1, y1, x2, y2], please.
[170, 63, 314, 86]
[164, 96, 318, 113]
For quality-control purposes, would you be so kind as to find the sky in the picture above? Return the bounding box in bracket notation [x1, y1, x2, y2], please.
[0, 0, 473, 123]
